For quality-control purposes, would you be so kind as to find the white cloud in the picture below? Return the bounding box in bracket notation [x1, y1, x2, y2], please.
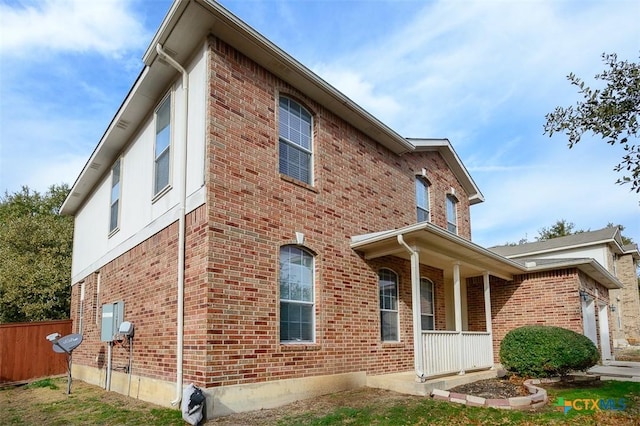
[0, 0, 149, 58]
[312, 65, 403, 122]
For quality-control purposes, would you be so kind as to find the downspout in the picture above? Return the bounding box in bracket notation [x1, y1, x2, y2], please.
[397, 235, 426, 381]
[156, 43, 189, 406]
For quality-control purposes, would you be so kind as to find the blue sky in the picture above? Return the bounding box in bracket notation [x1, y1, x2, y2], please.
[0, 0, 638, 247]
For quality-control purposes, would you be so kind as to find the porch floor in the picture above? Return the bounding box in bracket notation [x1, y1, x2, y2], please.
[367, 368, 497, 397]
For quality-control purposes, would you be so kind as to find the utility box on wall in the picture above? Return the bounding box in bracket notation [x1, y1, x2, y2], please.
[100, 301, 124, 342]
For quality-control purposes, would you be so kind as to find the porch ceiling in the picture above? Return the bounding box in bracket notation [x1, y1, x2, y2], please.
[351, 222, 525, 281]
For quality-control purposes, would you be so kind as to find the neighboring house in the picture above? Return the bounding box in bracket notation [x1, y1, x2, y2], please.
[491, 227, 640, 348]
[60, 0, 623, 416]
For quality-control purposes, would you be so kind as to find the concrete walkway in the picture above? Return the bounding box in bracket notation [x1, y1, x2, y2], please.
[587, 361, 640, 382]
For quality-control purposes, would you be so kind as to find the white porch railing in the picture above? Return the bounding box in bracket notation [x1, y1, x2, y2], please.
[421, 331, 493, 377]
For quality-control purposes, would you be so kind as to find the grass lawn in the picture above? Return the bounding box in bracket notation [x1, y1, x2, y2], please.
[1, 377, 638, 425]
[270, 380, 639, 426]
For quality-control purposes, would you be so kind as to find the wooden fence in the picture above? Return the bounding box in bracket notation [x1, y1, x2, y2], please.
[0, 319, 73, 384]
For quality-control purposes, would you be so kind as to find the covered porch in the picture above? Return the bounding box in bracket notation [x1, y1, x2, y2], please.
[351, 222, 525, 380]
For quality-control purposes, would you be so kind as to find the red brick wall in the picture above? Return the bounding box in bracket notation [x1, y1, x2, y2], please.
[200, 35, 472, 387]
[477, 268, 611, 362]
[70, 205, 208, 384]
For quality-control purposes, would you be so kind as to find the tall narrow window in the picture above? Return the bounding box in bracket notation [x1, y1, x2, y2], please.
[279, 96, 312, 184]
[446, 194, 458, 234]
[154, 95, 171, 195]
[280, 245, 315, 342]
[78, 282, 85, 334]
[420, 278, 435, 330]
[379, 269, 399, 341]
[416, 177, 430, 222]
[94, 272, 101, 326]
[109, 159, 121, 233]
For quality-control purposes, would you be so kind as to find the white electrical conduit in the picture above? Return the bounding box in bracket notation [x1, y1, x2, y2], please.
[156, 43, 189, 406]
[397, 235, 427, 381]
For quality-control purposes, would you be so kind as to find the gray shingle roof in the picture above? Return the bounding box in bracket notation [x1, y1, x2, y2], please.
[489, 227, 621, 257]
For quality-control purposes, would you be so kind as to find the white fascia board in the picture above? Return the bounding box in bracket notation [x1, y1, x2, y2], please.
[524, 258, 622, 289]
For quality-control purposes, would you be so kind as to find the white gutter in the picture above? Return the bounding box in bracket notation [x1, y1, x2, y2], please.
[397, 235, 426, 381]
[156, 43, 188, 406]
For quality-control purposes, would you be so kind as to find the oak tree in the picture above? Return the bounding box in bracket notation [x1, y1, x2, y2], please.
[0, 185, 73, 323]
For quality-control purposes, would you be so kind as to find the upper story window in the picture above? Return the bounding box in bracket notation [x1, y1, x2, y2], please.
[279, 96, 312, 185]
[379, 268, 399, 342]
[109, 159, 121, 234]
[446, 194, 458, 234]
[154, 95, 171, 196]
[420, 277, 435, 331]
[280, 245, 315, 343]
[415, 177, 430, 222]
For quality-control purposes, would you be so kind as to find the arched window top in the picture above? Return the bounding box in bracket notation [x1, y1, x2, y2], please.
[378, 268, 398, 279]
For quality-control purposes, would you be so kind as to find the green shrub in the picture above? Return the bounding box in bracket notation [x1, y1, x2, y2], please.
[499, 325, 599, 377]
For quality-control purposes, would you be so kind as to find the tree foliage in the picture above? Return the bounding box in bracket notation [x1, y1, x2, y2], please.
[537, 219, 582, 241]
[544, 53, 640, 192]
[0, 185, 73, 323]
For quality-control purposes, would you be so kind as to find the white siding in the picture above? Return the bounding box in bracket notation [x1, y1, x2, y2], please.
[71, 45, 208, 282]
[534, 246, 609, 272]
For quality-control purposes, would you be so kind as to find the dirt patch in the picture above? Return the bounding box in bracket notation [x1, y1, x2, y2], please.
[205, 387, 422, 425]
[615, 347, 640, 362]
[207, 378, 537, 424]
[447, 376, 530, 399]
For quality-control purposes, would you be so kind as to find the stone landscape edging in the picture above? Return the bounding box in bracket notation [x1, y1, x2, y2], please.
[430, 378, 561, 410]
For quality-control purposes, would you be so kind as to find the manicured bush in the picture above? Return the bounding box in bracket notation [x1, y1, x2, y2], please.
[499, 325, 599, 377]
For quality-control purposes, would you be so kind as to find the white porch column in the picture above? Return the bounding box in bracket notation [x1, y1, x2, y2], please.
[483, 271, 494, 366]
[453, 262, 462, 332]
[397, 235, 426, 381]
[453, 262, 464, 374]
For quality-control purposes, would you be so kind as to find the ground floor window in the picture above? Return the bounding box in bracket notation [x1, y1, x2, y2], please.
[420, 277, 434, 330]
[379, 268, 399, 341]
[279, 245, 315, 342]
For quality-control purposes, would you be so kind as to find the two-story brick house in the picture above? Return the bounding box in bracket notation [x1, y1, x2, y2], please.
[61, 0, 622, 416]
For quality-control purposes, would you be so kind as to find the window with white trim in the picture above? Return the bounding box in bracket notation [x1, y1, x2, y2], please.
[78, 282, 85, 334]
[154, 95, 171, 195]
[109, 159, 121, 233]
[379, 268, 399, 341]
[446, 194, 458, 234]
[420, 277, 435, 330]
[280, 245, 315, 342]
[416, 177, 430, 222]
[279, 96, 312, 184]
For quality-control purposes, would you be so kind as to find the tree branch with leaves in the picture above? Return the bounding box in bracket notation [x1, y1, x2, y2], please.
[544, 53, 640, 192]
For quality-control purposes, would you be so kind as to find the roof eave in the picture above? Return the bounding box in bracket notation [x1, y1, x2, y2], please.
[62, 0, 418, 215]
[408, 138, 484, 205]
[525, 259, 623, 289]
